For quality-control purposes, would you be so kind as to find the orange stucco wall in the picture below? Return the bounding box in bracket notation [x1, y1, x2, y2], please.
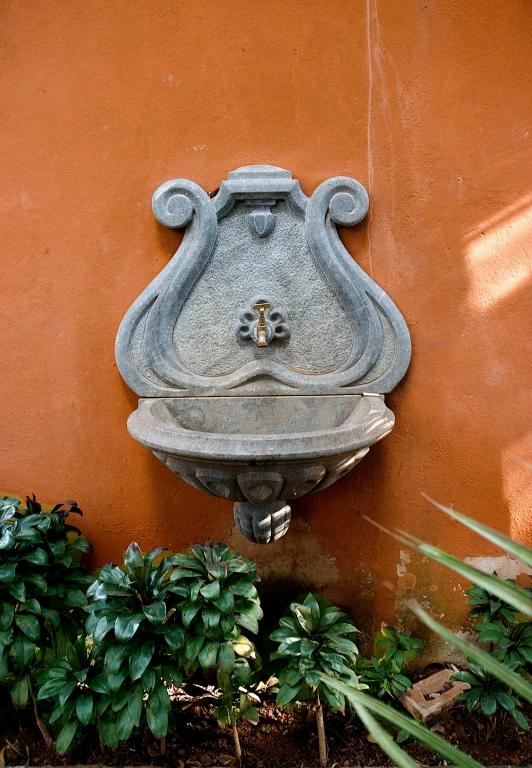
[2, 0, 531, 644]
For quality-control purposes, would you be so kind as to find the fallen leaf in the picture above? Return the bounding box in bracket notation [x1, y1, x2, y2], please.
[0, 745, 6, 767]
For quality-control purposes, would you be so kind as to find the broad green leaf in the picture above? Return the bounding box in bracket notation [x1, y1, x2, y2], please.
[63, 587, 87, 608]
[11, 676, 29, 707]
[93, 615, 115, 643]
[214, 588, 234, 613]
[318, 607, 344, 631]
[0, 603, 14, 631]
[198, 640, 219, 669]
[108, 667, 129, 692]
[324, 636, 358, 657]
[146, 701, 168, 739]
[413, 606, 532, 704]
[0, 529, 15, 549]
[276, 682, 300, 706]
[116, 706, 135, 741]
[235, 597, 263, 620]
[130, 638, 155, 680]
[182, 601, 202, 627]
[200, 580, 221, 600]
[0, 563, 16, 584]
[160, 623, 184, 652]
[155, 681, 171, 712]
[115, 613, 144, 641]
[124, 541, 144, 573]
[481, 692, 497, 716]
[49, 539, 66, 558]
[305, 670, 321, 688]
[328, 621, 357, 636]
[99, 715, 118, 748]
[185, 633, 204, 663]
[320, 674, 482, 768]
[143, 601, 166, 625]
[236, 614, 259, 635]
[90, 674, 110, 694]
[218, 641, 235, 671]
[111, 686, 130, 713]
[221, 613, 235, 634]
[56, 721, 78, 754]
[105, 643, 129, 674]
[24, 574, 47, 592]
[291, 603, 315, 634]
[7, 581, 25, 602]
[303, 593, 321, 623]
[142, 666, 156, 690]
[15, 613, 41, 642]
[353, 701, 418, 768]
[202, 604, 221, 629]
[24, 598, 41, 615]
[38, 677, 74, 699]
[76, 691, 93, 725]
[229, 579, 257, 599]
[59, 679, 78, 706]
[300, 638, 319, 656]
[169, 567, 203, 581]
[13, 632, 35, 666]
[21, 548, 49, 565]
[128, 682, 144, 726]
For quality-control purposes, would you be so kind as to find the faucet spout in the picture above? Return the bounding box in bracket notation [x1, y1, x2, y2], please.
[253, 302, 270, 347]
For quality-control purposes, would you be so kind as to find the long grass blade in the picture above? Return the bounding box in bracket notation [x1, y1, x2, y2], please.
[422, 493, 532, 569]
[351, 701, 418, 768]
[364, 516, 532, 617]
[318, 674, 483, 768]
[412, 605, 532, 704]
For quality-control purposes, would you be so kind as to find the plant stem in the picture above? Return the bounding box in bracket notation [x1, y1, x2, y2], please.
[159, 736, 166, 755]
[232, 720, 242, 766]
[28, 677, 53, 747]
[316, 693, 327, 768]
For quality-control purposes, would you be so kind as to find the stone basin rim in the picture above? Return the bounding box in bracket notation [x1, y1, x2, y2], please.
[127, 396, 394, 463]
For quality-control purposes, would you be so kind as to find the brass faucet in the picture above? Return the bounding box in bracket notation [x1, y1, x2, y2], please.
[253, 301, 270, 347]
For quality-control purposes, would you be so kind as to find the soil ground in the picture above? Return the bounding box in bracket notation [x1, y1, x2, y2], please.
[2, 675, 531, 767]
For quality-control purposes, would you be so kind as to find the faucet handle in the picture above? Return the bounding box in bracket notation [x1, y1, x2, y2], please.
[253, 301, 270, 311]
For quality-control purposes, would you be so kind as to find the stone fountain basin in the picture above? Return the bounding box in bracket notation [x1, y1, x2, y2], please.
[127, 394, 394, 543]
[127, 394, 394, 463]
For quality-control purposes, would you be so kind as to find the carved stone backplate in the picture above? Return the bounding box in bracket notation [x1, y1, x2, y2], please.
[115, 165, 411, 397]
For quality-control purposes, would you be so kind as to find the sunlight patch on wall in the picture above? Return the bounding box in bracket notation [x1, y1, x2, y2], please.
[464, 195, 532, 311]
[502, 431, 532, 545]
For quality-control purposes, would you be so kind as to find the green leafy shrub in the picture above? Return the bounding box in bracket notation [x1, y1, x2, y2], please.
[0, 495, 91, 744]
[270, 593, 363, 768]
[168, 542, 263, 762]
[452, 662, 528, 729]
[85, 543, 185, 751]
[476, 619, 532, 667]
[375, 626, 422, 671]
[168, 541, 262, 673]
[359, 657, 413, 699]
[37, 635, 118, 753]
[359, 626, 421, 700]
[465, 583, 523, 626]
